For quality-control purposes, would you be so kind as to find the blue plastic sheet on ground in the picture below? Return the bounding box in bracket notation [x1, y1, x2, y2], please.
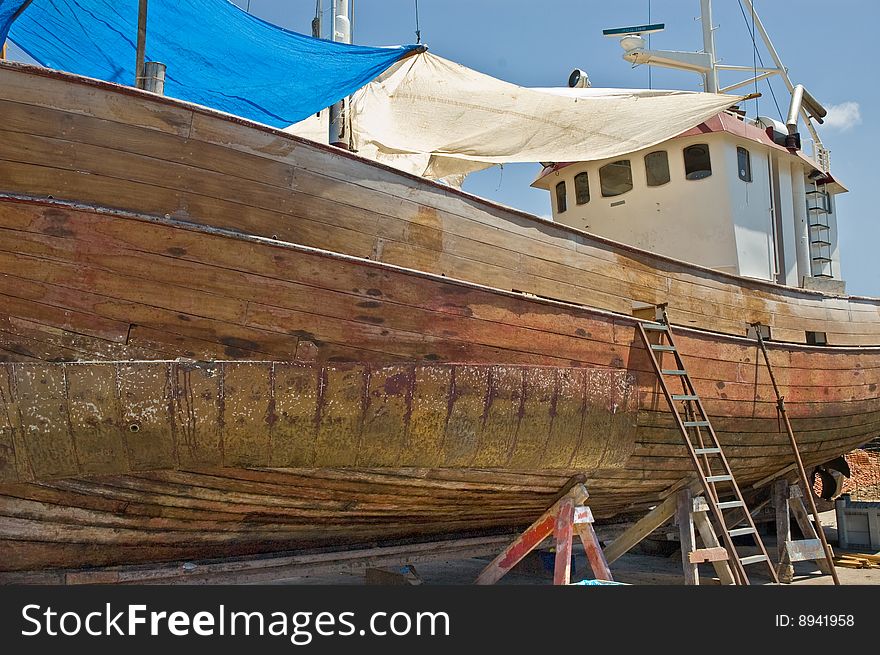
[1, 0, 420, 126]
[572, 579, 627, 585]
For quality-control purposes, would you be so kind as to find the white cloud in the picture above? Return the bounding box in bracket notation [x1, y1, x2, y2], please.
[823, 101, 862, 131]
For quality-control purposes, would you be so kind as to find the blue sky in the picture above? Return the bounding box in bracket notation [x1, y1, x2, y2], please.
[9, 0, 877, 295]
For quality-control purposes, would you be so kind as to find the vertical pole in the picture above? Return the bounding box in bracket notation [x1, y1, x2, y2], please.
[135, 0, 148, 88]
[835, 495, 849, 550]
[774, 479, 794, 583]
[699, 0, 718, 93]
[1, 43, 6, 60]
[755, 332, 841, 585]
[328, 0, 351, 149]
[739, 0, 823, 149]
[553, 497, 575, 585]
[311, 0, 322, 38]
[677, 489, 699, 585]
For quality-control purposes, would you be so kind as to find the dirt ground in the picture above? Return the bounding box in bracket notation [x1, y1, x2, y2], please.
[277, 509, 880, 585]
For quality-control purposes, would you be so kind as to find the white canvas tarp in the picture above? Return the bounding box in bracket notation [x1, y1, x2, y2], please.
[339, 52, 745, 183]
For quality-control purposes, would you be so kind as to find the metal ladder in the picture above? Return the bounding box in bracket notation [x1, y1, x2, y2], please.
[636, 308, 779, 585]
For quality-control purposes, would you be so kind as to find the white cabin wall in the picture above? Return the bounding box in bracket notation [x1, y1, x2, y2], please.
[775, 157, 798, 286]
[726, 137, 776, 281]
[791, 165, 810, 285]
[827, 194, 842, 278]
[538, 128, 832, 288]
[551, 134, 740, 274]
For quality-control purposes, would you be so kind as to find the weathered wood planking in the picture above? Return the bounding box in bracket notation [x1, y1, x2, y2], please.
[1, 62, 878, 346]
[0, 468, 649, 573]
[0, 199, 876, 410]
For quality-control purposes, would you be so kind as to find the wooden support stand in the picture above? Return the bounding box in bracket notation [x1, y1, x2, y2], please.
[773, 479, 835, 583]
[676, 489, 737, 585]
[475, 483, 613, 585]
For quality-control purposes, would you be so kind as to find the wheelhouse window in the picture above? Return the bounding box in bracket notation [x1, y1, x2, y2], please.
[737, 146, 752, 182]
[574, 172, 590, 205]
[683, 144, 712, 180]
[599, 160, 633, 197]
[555, 181, 567, 213]
[644, 151, 670, 187]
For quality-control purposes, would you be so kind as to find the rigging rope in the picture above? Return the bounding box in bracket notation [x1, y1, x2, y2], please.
[736, 0, 784, 120]
[750, 0, 758, 117]
[647, 0, 652, 89]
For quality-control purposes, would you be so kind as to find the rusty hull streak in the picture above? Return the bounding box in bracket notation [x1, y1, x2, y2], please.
[0, 361, 638, 483]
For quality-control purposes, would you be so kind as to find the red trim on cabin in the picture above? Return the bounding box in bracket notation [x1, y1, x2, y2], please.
[533, 111, 836, 186]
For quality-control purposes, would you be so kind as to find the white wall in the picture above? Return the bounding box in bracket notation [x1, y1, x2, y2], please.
[827, 193, 842, 278]
[791, 165, 810, 285]
[541, 131, 835, 287]
[726, 139, 775, 281]
[549, 133, 740, 274]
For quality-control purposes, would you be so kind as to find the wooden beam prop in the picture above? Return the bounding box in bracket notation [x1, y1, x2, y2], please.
[603, 493, 678, 564]
[476, 483, 610, 585]
[692, 496, 736, 584]
[553, 496, 575, 585]
[774, 479, 834, 583]
[574, 506, 613, 581]
[677, 489, 699, 585]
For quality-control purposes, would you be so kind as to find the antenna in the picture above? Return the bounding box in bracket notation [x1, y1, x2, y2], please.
[602, 0, 828, 163]
[601, 23, 665, 37]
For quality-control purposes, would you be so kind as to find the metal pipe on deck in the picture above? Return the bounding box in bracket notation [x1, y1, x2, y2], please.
[141, 60, 166, 95]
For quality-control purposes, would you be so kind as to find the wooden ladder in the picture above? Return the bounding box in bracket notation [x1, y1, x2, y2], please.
[636, 308, 778, 585]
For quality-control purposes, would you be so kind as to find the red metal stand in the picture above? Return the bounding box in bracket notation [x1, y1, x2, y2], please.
[475, 483, 613, 585]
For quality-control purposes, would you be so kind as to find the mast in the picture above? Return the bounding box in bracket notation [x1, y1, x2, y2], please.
[738, 0, 823, 150]
[699, 0, 718, 93]
[605, 0, 828, 164]
[328, 0, 351, 149]
[135, 0, 148, 88]
[312, 0, 322, 38]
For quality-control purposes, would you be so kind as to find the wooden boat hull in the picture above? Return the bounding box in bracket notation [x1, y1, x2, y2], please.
[0, 197, 875, 573]
[0, 62, 878, 574]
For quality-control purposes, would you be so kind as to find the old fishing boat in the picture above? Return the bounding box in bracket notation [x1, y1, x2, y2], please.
[0, 0, 877, 578]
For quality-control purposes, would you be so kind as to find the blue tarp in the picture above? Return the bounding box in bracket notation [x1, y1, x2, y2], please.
[0, 0, 28, 44]
[1, 0, 420, 126]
